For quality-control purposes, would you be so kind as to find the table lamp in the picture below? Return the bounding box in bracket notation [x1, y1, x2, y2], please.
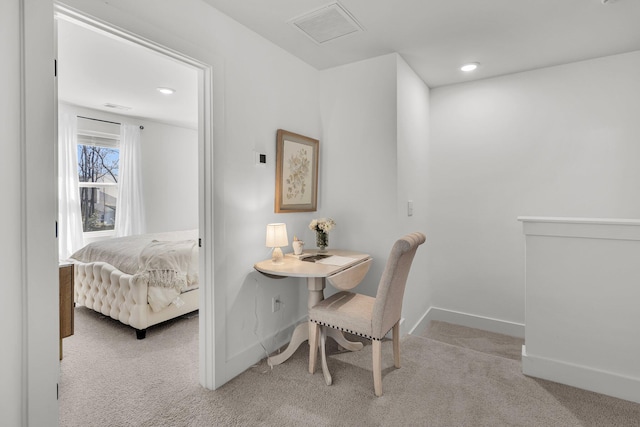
[266, 223, 288, 264]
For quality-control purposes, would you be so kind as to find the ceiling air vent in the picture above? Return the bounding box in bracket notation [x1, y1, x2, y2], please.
[289, 3, 364, 44]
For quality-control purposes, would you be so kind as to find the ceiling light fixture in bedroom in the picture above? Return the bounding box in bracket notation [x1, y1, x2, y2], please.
[157, 87, 176, 95]
[103, 102, 132, 111]
[460, 62, 479, 72]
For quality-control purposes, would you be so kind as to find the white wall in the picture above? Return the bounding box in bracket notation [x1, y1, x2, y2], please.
[1, 1, 24, 424]
[427, 51, 640, 330]
[138, 120, 198, 232]
[319, 53, 398, 277]
[396, 56, 430, 331]
[319, 54, 430, 334]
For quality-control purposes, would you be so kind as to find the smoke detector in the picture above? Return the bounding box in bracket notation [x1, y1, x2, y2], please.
[289, 3, 364, 44]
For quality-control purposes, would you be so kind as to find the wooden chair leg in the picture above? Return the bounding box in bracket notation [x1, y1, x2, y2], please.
[372, 339, 382, 397]
[393, 321, 400, 368]
[320, 327, 332, 386]
[309, 322, 319, 374]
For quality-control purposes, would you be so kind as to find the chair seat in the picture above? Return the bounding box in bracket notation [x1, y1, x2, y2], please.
[309, 291, 380, 340]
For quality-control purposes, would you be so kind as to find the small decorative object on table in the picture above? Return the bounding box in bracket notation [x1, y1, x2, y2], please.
[309, 218, 335, 253]
[292, 236, 304, 255]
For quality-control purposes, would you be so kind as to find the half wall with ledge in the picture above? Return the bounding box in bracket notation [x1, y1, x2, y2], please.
[518, 216, 640, 404]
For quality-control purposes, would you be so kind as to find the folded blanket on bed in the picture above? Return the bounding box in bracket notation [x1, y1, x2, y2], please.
[135, 239, 197, 312]
[136, 240, 196, 288]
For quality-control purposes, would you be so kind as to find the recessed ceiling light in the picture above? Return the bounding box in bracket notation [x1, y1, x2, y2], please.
[103, 103, 132, 111]
[157, 87, 176, 95]
[460, 63, 479, 72]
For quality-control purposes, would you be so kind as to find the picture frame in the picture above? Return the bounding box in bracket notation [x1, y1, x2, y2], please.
[275, 129, 319, 213]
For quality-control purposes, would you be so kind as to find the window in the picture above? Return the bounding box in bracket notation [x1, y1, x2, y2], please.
[77, 133, 119, 233]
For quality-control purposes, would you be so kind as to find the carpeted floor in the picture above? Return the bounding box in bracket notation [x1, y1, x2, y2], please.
[420, 320, 525, 361]
[59, 307, 640, 426]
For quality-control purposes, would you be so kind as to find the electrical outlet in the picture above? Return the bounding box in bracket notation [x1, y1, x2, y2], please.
[272, 295, 281, 312]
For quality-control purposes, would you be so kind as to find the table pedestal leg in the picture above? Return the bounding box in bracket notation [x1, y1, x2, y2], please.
[326, 328, 364, 351]
[267, 322, 309, 366]
[266, 276, 363, 367]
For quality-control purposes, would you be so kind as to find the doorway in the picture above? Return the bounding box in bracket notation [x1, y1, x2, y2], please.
[54, 2, 216, 410]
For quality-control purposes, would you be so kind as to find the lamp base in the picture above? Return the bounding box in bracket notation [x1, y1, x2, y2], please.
[271, 247, 284, 264]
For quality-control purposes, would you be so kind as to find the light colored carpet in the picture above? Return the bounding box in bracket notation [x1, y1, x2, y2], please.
[59, 307, 640, 426]
[421, 320, 525, 361]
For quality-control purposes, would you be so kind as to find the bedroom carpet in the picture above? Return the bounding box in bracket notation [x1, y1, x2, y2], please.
[59, 307, 640, 426]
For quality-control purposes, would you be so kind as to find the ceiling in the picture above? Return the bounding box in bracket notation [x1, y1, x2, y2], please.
[57, 0, 640, 128]
[57, 17, 198, 129]
[203, 0, 640, 87]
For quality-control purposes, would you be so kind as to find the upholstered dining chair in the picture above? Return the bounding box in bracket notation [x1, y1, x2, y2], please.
[308, 232, 426, 397]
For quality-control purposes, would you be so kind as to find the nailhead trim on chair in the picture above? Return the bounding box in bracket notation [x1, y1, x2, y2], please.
[310, 319, 389, 341]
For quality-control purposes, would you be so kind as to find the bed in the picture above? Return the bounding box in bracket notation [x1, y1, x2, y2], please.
[70, 229, 200, 339]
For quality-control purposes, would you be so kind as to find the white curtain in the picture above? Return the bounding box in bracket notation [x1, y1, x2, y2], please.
[58, 109, 84, 260]
[114, 124, 146, 237]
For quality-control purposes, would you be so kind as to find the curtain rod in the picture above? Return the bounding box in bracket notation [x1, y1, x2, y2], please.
[77, 115, 144, 130]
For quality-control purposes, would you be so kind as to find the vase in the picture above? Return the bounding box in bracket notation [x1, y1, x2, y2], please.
[316, 230, 328, 252]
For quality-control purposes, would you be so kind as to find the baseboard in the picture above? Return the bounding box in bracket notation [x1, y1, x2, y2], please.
[522, 346, 640, 404]
[223, 317, 303, 383]
[410, 306, 525, 339]
[226, 306, 525, 383]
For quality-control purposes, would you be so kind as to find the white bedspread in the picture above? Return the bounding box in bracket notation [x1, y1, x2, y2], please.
[71, 230, 199, 312]
[70, 230, 197, 274]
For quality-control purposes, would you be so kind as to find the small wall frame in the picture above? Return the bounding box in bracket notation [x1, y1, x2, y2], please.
[275, 129, 319, 213]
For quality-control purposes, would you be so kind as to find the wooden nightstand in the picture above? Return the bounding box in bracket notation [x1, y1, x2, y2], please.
[59, 263, 74, 360]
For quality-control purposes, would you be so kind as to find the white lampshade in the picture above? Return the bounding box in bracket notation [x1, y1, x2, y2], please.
[266, 223, 288, 248]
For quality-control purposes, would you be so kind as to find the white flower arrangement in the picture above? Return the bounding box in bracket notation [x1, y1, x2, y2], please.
[309, 217, 336, 233]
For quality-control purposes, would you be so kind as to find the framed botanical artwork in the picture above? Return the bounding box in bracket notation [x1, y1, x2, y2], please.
[275, 129, 319, 213]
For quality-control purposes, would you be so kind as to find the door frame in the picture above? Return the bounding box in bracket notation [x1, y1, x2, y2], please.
[23, 2, 220, 423]
[53, 3, 218, 387]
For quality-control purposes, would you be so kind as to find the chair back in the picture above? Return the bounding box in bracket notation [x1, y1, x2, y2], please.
[371, 232, 426, 338]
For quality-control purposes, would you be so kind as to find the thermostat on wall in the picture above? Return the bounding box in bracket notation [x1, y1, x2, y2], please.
[254, 151, 267, 167]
